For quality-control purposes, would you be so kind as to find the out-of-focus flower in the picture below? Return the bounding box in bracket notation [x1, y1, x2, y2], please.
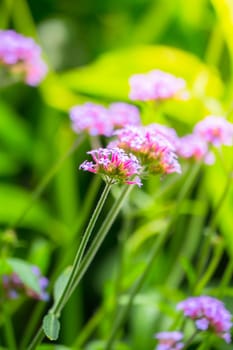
[194, 116, 233, 147]
[0, 30, 47, 86]
[177, 134, 215, 165]
[129, 70, 187, 101]
[70, 103, 113, 136]
[155, 331, 184, 350]
[113, 126, 181, 176]
[80, 147, 142, 186]
[146, 123, 180, 150]
[177, 296, 232, 343]
[2, 266, 49, 301]
[109, 102, 141, 128]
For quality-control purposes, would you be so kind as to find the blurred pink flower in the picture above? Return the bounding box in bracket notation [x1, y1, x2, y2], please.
[0, 30, 47, 86]
[194, 116, 233, 147]
[129, 70, 187, 101]
[70, 102, 113, 136]
[177, 134, 215, 165]
[155, 331, 184, 350]
[177, 296, 232, 343]
[113, 126, 181, 176]
[109, 102, 141, 128]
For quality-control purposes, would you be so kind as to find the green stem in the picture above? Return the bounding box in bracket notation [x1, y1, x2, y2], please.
[52, 181, 112, 314]
[104, 162, 201, 350]
[2, 304, 17, 350]
[27, 184, 134, 350]
[67, 185, 134, 300]
[182, 330, 199, 350]
[194, 238, 224, 294]
[72, 307, 104, 348]
[21, 175, 101, 349]
[11, 135, 84, 229]
[196, 162, 233, 280]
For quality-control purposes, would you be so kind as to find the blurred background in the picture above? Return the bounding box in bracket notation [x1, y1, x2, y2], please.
[1, 0, 233, 349]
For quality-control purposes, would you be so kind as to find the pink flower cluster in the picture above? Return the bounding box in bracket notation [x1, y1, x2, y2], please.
[129, 70, 187, 101]
[70, 102, 141, 136]
[2, 266, 49, 301]
[0, 30, 47, 86]
[177, 116, 233, 164]
[155, 332, 184, 350]
[113, 126, 181, 176]
[80, 147, 142, 186]
[177, 296, 232, 343]
[194, 115, 233, 147]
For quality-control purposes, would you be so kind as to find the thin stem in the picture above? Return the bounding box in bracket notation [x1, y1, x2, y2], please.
[72, 307, 104, 348]
[27, 184, 134, 350]
[67, 185, 134, 300]
[2, 304, 17, 350]
[194, 238, 224, 294]
[21, 175, 101, 349]
[196, 162, 233, 280]
[182, 330, 199, 350]
[52, 181, 112, 314]
[11, 135, 85, 229]
[104, 162, 201, 350]
[217, 258, 233, 298]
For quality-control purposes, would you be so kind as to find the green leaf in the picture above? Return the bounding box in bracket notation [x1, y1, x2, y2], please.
[43, 313, 61, 341]
[61, 45, 224, 101]
[36, 346, 72, 350]
[85, 341, 130, 350]
[8, 258, 41, 294]
[53, 267, 72, 304]
[0, 99, 33, 162]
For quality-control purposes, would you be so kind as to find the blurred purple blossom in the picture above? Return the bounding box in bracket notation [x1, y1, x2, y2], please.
[0, 30, 47, 86]
[113, 126, 181, 176]
[129, 70, 187, 101]
[194, 116, 233, 147]
[155, 331, 184, 350]
[177, 296, 232, 343]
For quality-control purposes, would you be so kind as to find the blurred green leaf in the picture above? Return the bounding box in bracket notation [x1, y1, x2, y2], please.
[62, 45, 224, 102]
[0, 184, 67, 241]
[0, 99, 33, 162]
[53, 267, 71, 304]
[8, 257, 41, 294]
[85, 341, 130, 350]
[36, 346, 72, 350]
[43, 313, 61, 341]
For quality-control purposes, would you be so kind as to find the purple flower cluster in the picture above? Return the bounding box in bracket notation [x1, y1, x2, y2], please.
[80, 147, 142, 186]
[113, 126, 181, 176]
[70, 102, 141, 136]
[129, 70, 187, 101]
[155, 331, 184, 350]
[177, 116, 233, 164]
[2, 266, 49, 301]
[194, 115, 233, 147]
[0, 30, 47, 86]
[177, 296, 232, 343]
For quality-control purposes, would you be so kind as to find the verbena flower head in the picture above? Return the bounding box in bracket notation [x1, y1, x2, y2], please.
[109, 102, 141, 128]
[194, 116, 233, 147]
[155, 331, 184, 350]
[2, 266, 49, 301]
[177, 134, 215, 165]
[177, 296, 233, 343]
[70, 102, 113, 136]
[113, 126, 181, 176]
[79, 147, 142, 186]
[129, 70, 187, 101]
[0, 30, 47, 86]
